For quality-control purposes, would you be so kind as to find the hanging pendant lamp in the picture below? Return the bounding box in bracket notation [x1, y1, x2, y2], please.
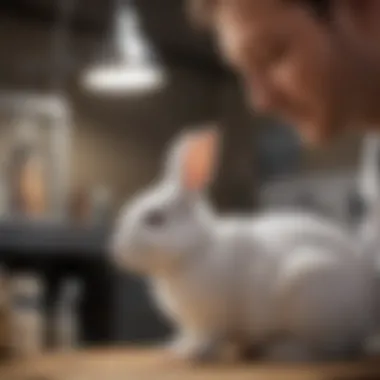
[82, 0, 166, 95]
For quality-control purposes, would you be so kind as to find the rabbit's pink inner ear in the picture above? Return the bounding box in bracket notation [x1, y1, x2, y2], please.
[182, 130, 219, 191]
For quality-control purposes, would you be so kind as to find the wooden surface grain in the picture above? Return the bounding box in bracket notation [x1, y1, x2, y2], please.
[0, 348, 380, 380]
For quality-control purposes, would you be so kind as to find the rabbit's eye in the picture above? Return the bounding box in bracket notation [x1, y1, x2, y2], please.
[143, 209, 166, 228]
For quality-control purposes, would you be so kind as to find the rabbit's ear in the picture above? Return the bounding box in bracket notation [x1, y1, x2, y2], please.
[181, 128, 220, 192]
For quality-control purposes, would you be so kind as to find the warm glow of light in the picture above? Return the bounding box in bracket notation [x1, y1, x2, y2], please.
[82, 64, 165, 95]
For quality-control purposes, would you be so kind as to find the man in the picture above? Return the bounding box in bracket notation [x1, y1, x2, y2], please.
[189, 0, 380, 145]
[186, 2, 380, 362]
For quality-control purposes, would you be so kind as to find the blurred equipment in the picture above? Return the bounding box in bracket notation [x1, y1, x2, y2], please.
[0, 0, 74, 220]
[0, 267, 12, 360]
[0, 171, 9, 219]
[9, 273, 45, 358]
[0, 93, 71, 220]
[82, 0, 166, 95]
[54, 278, 83, 351]
[8, 119, 47, 217]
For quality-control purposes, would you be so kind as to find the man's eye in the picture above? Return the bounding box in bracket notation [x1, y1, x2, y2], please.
[143, 209, 166, 228]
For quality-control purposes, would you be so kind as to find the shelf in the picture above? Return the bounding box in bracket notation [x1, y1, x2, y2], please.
[0, 218, 110, 259]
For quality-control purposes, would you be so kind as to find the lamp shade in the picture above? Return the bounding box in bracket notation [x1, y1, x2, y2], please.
[82, 0, 166, 95]
[82, 64, 165, 95]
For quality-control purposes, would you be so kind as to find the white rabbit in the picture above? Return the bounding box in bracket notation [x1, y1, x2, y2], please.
[112, 126, 378, 363]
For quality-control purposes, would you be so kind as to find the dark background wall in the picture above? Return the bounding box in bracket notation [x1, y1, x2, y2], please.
[0, 7, 365, 214]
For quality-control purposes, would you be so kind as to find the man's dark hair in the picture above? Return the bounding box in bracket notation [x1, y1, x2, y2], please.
[189, 0, 331, 29]
[295, 0, 331, 17]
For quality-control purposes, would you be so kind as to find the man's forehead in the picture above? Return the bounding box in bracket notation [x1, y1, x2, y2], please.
[217, 0, 287, 20]
[215, 0, 295, 36]
[216, 0, 316, 42]
[214, 0, 318, 68]
[215, 0, 292, 46]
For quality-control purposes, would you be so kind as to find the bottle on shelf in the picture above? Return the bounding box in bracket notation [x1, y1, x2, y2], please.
[0, 267, 12, 360]
[54, 277, 83, 351]
[9, 273, 45, 358]
[7, 120, 47, 218]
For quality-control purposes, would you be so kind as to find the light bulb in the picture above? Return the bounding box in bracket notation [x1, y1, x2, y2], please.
[82, 64, 165, 94]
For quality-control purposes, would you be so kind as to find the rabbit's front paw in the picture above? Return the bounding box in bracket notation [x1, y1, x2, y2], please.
[187, 338, 221, 363]
[165, 334, 220, 363]
[164, 334, 203, 358]
[164, 334, 194, 357]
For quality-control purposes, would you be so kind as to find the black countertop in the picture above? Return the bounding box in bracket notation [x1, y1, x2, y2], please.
[0, 218, 111, 260]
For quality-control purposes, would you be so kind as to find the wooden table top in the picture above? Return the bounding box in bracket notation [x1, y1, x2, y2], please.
[0, 348, 379, 380]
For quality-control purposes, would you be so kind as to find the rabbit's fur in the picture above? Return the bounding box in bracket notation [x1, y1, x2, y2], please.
[112, 128, 378, 362]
